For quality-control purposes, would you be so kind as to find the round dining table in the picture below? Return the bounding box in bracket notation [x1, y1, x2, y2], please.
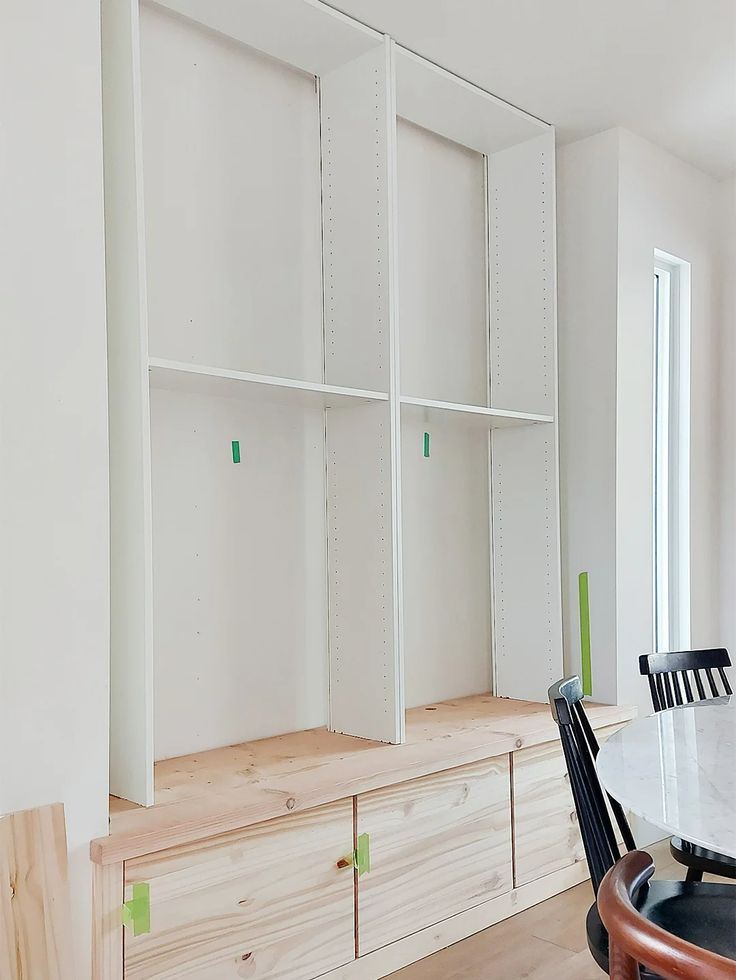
[596, 696, 736, 859]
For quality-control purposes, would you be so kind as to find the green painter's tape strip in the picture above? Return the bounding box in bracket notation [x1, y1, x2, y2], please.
[423, 432, 430, 458]
[579, 572, 592, 697]
[121, 882, 150, 937]
[231, 440, 241, 464]
[355, 833, 370, 876]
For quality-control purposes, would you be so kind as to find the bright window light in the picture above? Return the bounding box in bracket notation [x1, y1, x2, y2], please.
[653, 249, 691, 653]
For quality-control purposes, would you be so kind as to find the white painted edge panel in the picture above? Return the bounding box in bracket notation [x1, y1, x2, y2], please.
[102, 0, 155, 806]
[490, 129, 556, 416]
[326, 401, 402, 743]
[148, 0, 382, 75]
[492, 424, 563, 702]
[395, 46, 548, 156]
[149, 359, 388, 407]
[321, 42, 393, 392]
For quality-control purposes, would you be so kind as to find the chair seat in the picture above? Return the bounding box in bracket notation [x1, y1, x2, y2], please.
[586, 879, 736, 977]
[670, 836, 736, 879]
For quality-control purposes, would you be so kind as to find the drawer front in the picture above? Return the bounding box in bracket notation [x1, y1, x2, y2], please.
[512, 723, 625, 887]
[123, 800, 355, 980]
[357, 755, 512, 955]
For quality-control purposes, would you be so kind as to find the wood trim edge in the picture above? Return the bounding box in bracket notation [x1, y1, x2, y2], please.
[92, 861, 124, 980]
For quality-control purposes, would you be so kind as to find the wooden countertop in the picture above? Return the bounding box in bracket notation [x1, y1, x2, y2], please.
[92, 694, 636, 865]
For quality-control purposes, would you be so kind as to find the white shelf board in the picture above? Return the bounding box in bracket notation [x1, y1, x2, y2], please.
[395, 45, 548, 156]
[148, 0, 383, 76]
[149, 358, 389, 408]
[400, 395, 552, 429]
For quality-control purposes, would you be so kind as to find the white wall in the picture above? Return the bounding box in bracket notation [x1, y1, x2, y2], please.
[0, 2, 109, 976]
[719, 175, 736, 660]
[558, 128, 725, 716]
[719, 175, 736, 656]
[616, 130, 723, 710]
[557, 130, 620, 701]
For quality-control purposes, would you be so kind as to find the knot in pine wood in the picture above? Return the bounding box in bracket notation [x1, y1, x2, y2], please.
[285, 797, 296, 810]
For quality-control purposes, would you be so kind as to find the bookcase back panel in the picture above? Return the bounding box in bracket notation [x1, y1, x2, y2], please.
[140, 3, 323, 381]
[397, 119, 488, 406]
[491, 422, 562, 702]
[490, 130, 555, 415]
[401, 415, 492, 708]
[150, 388, 328, 760]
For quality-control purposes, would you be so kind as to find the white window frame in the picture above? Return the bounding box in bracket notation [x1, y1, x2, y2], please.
[653, 249, 691, 653]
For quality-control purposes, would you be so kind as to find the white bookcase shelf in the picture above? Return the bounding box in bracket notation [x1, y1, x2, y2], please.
[400, 396, 552, 429]
[150, 359, 388, 408]
[103, 0, 563, 807]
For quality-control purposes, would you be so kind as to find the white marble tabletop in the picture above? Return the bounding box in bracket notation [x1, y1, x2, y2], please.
[596, 697, 736, 858]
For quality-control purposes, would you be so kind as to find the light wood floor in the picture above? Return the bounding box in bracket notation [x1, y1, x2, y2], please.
[390, 840, 708, 979]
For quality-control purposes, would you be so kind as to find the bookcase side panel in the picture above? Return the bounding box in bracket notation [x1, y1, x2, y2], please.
[326, 401, 402, 743]
[489, 129, 556, 416]
[321, 43, 393, 393]
[102, 0, 155, 806]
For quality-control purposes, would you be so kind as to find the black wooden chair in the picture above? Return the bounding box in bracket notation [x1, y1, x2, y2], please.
[639, 648, 733, 712]
[549, 676, 736, 977]
[639, 649, 736, 882]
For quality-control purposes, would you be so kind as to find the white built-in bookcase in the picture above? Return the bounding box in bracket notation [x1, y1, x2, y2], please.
[103, 0, 563, 805]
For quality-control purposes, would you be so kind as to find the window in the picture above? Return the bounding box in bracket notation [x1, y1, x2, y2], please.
[653, 250, 691, 653]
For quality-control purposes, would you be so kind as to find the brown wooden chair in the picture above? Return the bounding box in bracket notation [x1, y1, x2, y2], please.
[598, 850, 736, 980]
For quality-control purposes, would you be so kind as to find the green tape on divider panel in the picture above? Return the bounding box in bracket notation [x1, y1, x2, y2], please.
[579, 572, 592, 697]
[231, 440, 241, 464]
[355, 833, 370, 876]
[121, 882, 150, 937]
[423, 432, 430, 458]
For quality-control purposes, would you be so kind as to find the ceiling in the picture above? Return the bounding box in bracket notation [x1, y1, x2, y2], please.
[330, 0, 736, 179]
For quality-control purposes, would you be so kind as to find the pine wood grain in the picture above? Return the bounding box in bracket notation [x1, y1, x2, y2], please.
[320, 859, 592, 979]
[513, 722, 626, 886]
[386, 849, 686, 980]
[357, 756, 512, 955]
[92, 861, 123, 980]
[0, 803, 74, 980]
[93, 695, 635, 865]
[123, 799, 355, 979]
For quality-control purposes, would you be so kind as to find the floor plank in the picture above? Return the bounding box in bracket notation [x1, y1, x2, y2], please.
[391, 841, 682, 979]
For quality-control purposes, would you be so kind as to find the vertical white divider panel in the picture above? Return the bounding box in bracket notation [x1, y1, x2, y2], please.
[322, 38, 404, 742]
[491, 423, 563, 702]
[101, 0, 154, 805]
[489, 129, 555, 416]
[326, 403, 401, 742]
[321, 40, 393, 393]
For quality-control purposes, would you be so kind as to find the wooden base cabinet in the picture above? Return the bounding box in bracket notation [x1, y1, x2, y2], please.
[512, 723, 626, 887]
[357, 757, 512, 954]
[122, 801, 355, 980]
[93, 698, 636, 980]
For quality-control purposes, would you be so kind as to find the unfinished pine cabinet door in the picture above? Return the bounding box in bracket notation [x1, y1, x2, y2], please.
[356, 756, 512, 954]
[512, 724, 625, 887]
[123, 801, 355, 979]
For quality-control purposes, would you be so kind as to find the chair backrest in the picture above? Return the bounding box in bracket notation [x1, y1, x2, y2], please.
[548, 677, 636, 894]
[598, 850, 736, 980]
[639, 648, 733, 712]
